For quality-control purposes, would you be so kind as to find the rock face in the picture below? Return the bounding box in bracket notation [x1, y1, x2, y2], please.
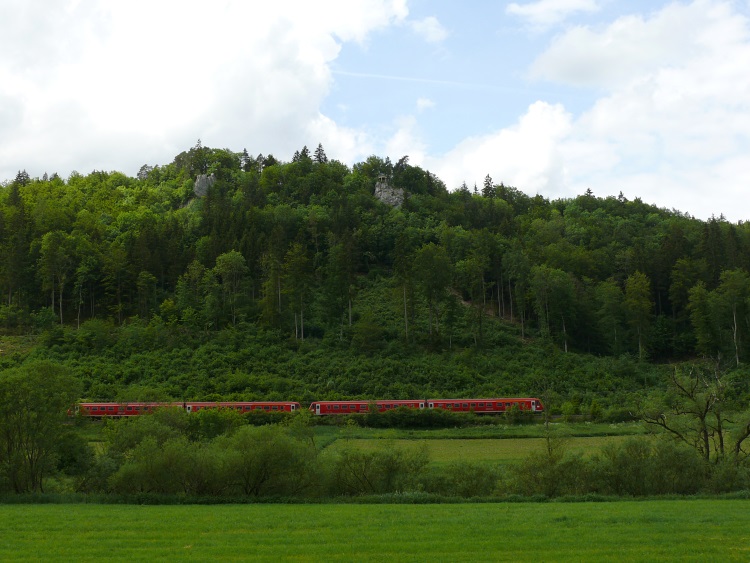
[374, 174, 404, 208]
[194, 173, 216, 197]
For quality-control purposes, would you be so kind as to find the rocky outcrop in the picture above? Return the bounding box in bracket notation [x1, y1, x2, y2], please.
[374, 174, 404, 207]
[194, 173, 216, 197]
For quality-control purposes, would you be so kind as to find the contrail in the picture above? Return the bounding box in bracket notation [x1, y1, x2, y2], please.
[332, 70, 496, 90]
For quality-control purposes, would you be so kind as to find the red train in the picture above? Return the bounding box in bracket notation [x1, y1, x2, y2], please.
[74, 398, 543, 417]
[309, 398, 543, 415]
[75, 401, 300, 417]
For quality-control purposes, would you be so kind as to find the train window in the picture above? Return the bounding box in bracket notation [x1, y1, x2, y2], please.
[254, 406, 261, 410]
[470, 403, 476, 408]
[333, 405, 340, 410]
[462, 403, 468, 408]
[385, 404, 391, 409]
[454, 403, 460, 408]
[108, 406, 114, 411]
[264, 406, 270, 410]
[272, 406, 278, 410]
[478, 403, 485, 407]
[126, 406, 133, 411]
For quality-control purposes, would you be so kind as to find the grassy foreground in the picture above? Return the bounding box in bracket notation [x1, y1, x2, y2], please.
[2, 501, 749, 561]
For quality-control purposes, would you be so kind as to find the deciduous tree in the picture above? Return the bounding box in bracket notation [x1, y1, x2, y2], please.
[0, 362, 81, 493]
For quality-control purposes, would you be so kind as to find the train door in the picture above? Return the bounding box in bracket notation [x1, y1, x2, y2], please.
[419, 402, 425, 409]
[186, 404, 193, 413]
[428, 402, 434, 409]
[315, 403, 321, 415]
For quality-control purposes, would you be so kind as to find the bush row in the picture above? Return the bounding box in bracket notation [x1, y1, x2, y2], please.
[49, 410, 750, 499]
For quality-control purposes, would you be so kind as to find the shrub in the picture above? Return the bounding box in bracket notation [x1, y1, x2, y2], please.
[325, 442, 428, 496]
[594, 437, 707, 496]
[187, 407, 244, 440]
[218, 425, 320, 497]
[705, 458, 750, 493]
[426, 462, 501, 497]
[506, 450, 592, 497]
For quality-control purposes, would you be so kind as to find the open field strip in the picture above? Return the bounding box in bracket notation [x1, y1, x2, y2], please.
[1, 501, 749, 561]
[319, 421, 646, 440]
[326, 435, 634, 464]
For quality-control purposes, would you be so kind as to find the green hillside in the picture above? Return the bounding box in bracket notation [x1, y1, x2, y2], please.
[2, 142, 750, 412]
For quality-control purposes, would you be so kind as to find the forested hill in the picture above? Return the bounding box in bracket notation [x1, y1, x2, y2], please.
[2, 142, 749, 409]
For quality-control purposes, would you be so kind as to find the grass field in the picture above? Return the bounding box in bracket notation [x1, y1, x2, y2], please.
[1, 501, 748, 561]
[316, 421, 645, 441]
[324, 435, 633, 465]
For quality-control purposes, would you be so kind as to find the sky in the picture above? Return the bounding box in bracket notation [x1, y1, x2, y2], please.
[2, 0, 750, 221]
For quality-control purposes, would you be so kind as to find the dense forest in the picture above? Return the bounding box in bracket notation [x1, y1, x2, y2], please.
[2, 141, 750, 411]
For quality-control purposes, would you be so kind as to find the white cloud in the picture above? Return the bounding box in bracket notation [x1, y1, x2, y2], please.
[507, 0, 600, 30]
[410, 16, 449, 43]
[428, 101, 573, 194]
[554, 0, 750, 219]
[0, 0, 407, 179]
[416, 98, 436, 112]
[432, 1, 750, 221]
[386, 115, 428, 164]
[529, 1, 718, 87]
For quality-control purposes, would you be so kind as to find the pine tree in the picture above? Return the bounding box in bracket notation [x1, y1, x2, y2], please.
[482, 174, 494, 198]
[13, 170, 30, 187]
[313, 143, 328, 164]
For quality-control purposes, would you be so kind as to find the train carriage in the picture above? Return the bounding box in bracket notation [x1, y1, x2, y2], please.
[183, 401, 300, 413]
[76, 402, 183, 417]
[427, 398, 543, 413]
[75, 401, 301, 417]
[309, 400, 425, 415]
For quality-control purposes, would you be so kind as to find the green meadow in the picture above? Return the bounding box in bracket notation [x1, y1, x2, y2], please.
[326, 435, 634, 465]
[1, 501, 748, 561]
